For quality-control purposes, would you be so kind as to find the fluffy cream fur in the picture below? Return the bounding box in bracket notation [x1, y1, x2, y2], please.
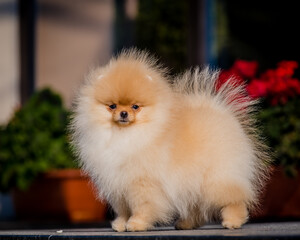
[69, 49, 271, 232]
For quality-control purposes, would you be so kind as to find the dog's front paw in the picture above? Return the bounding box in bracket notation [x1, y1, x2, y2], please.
[222, 220, 243, 229]
[221, 202, 248, 229]
[222, 219, 243, 229]
[112, 217, 127, 232]
[126, 217, 151, 232]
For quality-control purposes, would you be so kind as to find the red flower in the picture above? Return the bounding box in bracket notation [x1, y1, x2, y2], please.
[278, 60, 298, 69]
[250, 61, 300, 105]
[276, 61, 298, 78]
[289, 79, 300, 94]
[218, 59, 300, 106]
[217, 70, 244, 90]
[217, 60, 258, 90]
[232, 60, 258, 79]
[247, 79, 268, 98]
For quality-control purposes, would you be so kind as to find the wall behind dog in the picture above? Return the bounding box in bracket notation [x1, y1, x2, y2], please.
[36, 0, 115, 108]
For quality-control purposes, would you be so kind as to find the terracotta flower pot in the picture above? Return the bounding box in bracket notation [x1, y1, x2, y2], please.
[253, 167, 300, 220]
[13, 169, 107, 223]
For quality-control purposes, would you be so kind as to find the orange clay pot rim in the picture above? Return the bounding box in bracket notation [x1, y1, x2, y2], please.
[40, 169, 89, 179]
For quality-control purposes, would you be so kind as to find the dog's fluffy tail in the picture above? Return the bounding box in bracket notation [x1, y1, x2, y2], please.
[172, 67, 253, 116]
[172, 67, 272, 211]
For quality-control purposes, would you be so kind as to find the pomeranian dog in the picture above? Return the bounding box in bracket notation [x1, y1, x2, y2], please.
[70, 49, 271, 232]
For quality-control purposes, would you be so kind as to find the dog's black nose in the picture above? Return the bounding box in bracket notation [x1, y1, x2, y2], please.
[120, 111, 128, 119]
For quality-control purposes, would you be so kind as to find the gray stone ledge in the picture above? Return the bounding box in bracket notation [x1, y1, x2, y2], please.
[1, 222, 300, 240]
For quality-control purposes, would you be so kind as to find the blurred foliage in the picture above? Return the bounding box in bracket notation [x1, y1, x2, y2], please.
[136, 0, 188, 74]
[258, 97, 300, 177]
[0, 88, 77, 192]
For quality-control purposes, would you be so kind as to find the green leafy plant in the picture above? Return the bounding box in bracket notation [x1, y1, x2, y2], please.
[0, 88, 77, 192]
[258, 97, 300, 177]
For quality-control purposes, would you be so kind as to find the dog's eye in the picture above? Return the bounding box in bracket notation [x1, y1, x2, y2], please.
[109, 104, 117, 110]
[132, 104, 140, 110]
